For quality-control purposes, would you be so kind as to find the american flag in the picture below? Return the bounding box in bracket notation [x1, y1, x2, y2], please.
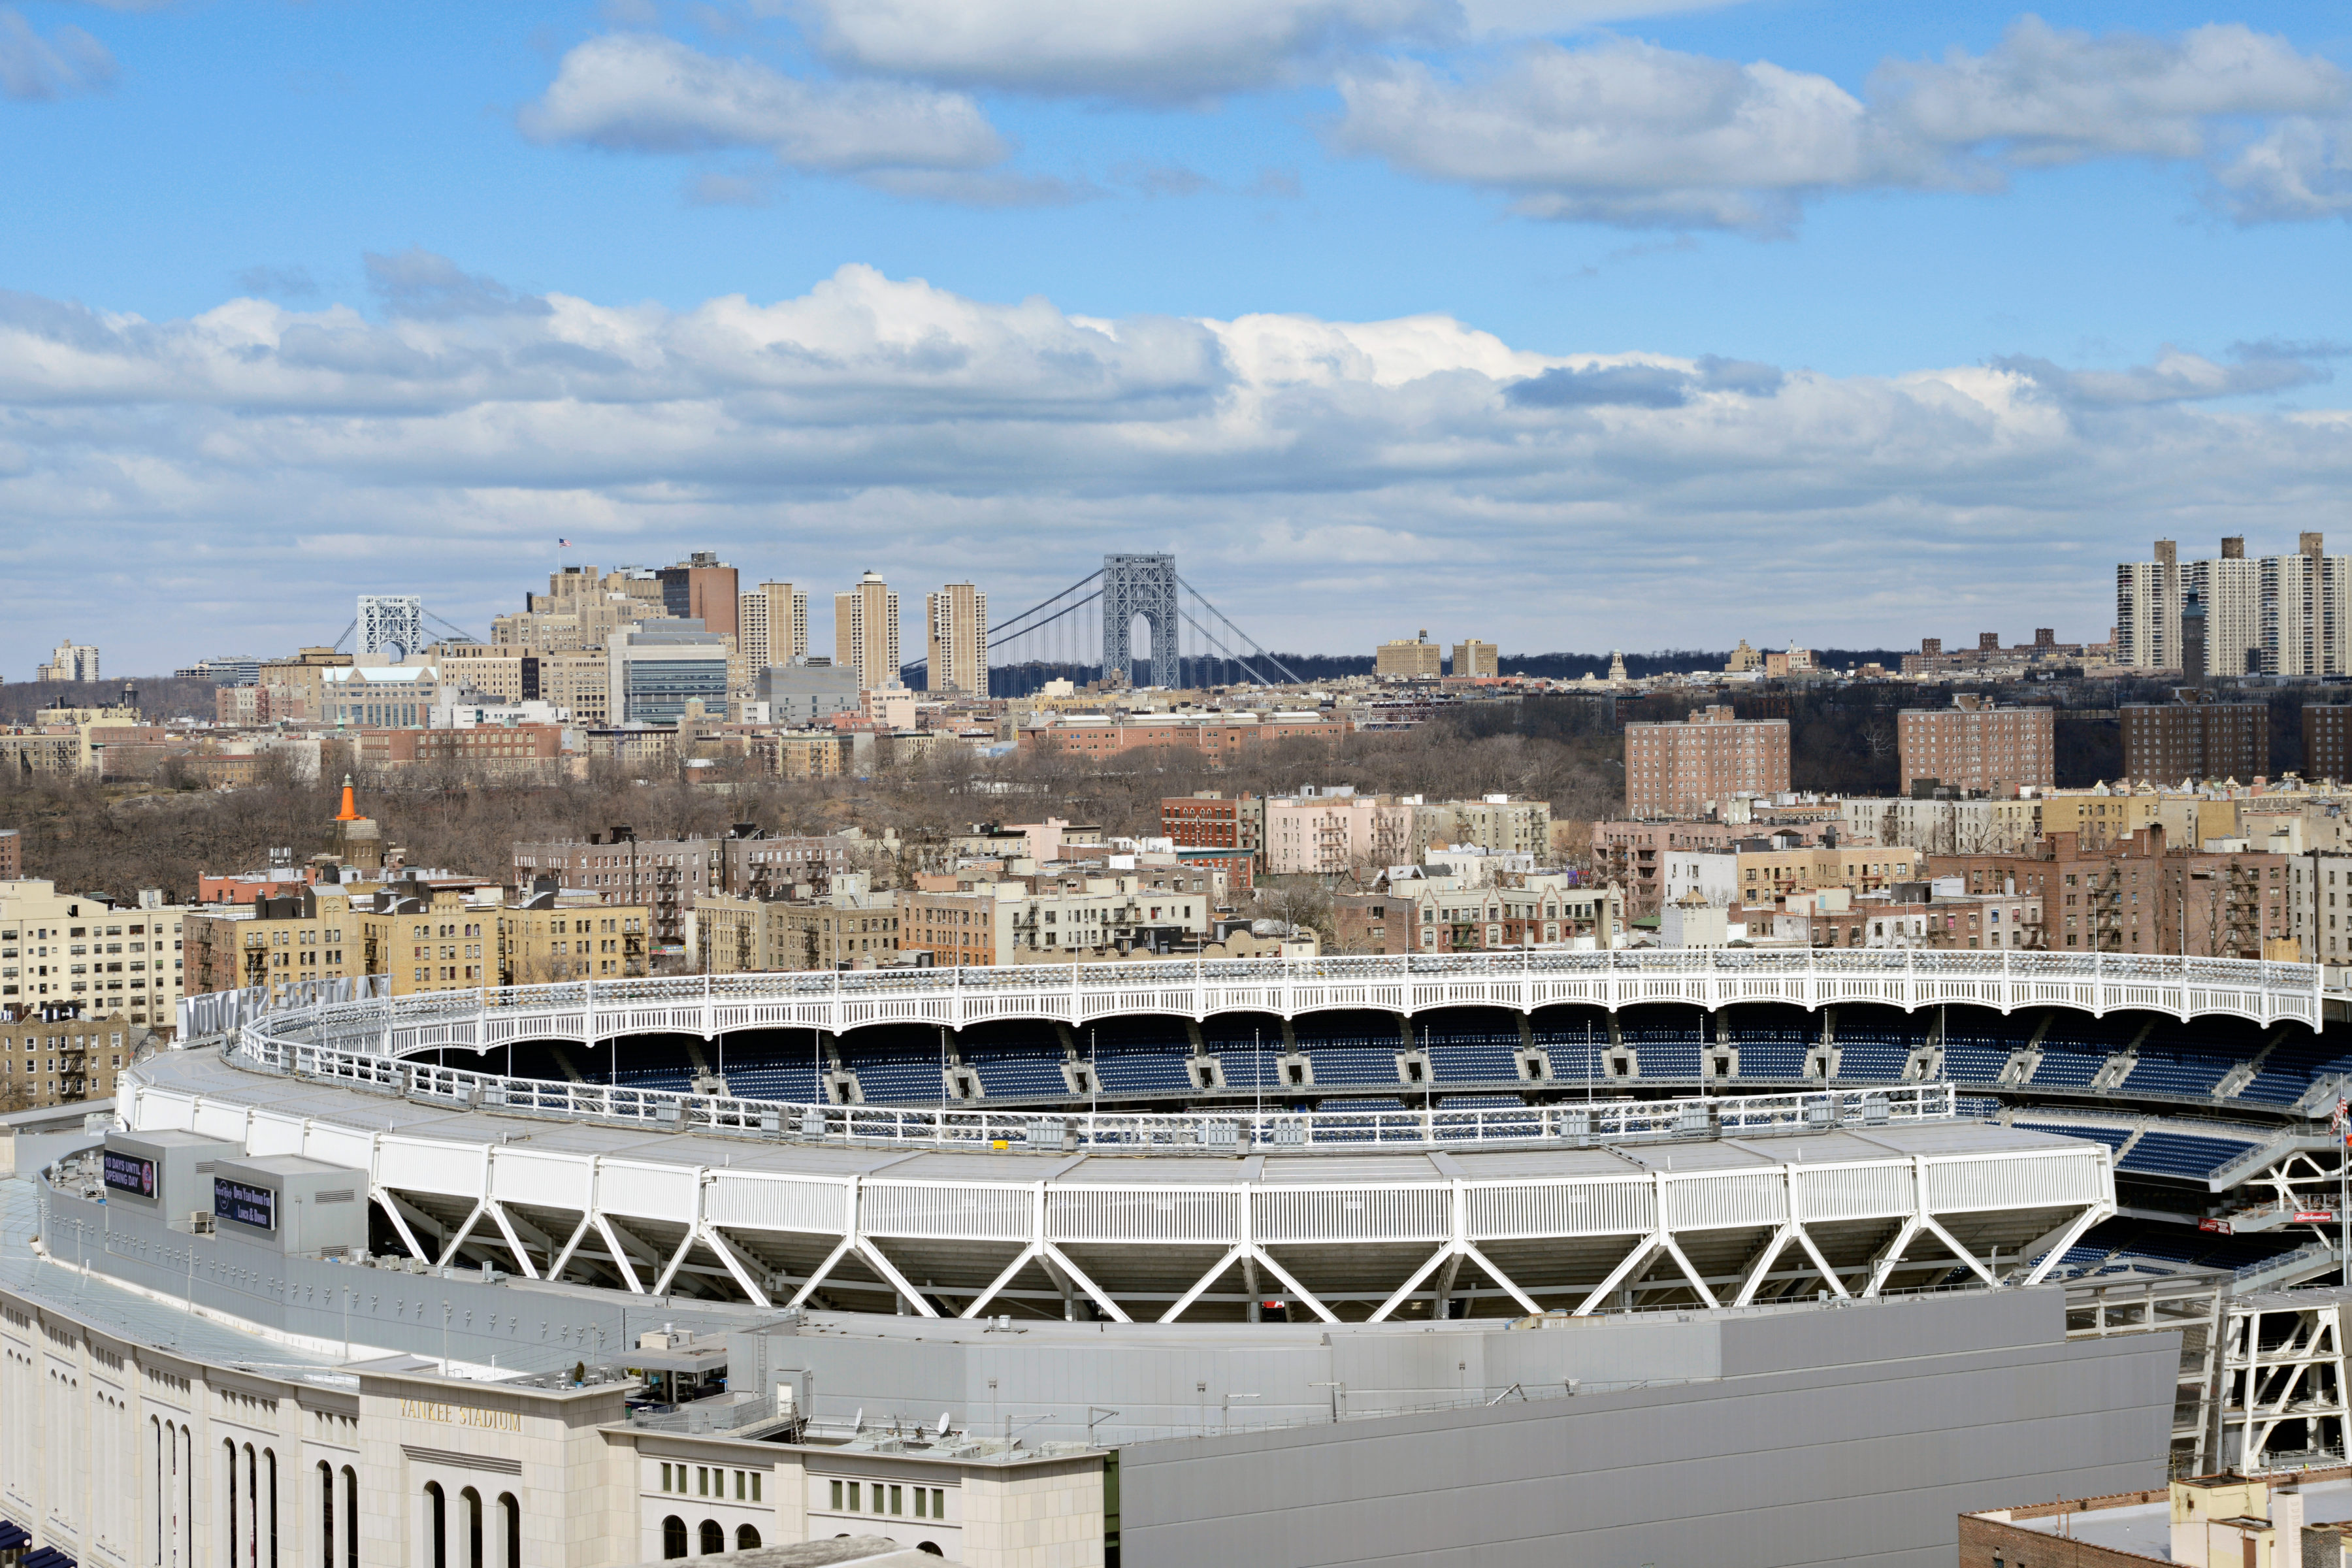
[559, 538, 571, 546]
[2334, 1096, 2347, 1137]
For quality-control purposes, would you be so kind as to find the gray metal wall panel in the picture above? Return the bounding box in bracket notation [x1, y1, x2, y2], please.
[1117, 1327, 2174, 1568]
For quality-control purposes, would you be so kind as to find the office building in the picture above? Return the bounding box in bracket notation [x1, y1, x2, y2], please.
[321, 664, 448, 730]
[835, 571, 900, 690]
[2121, 700, 2269, 784]
[1623, 706, 1791, 818]
[1375, 630, 1443, 679]
[606, 620, 728, 727]
[35, 639, 98, 682]
[739, 581, 810, 668]
[1897, 695, 2054, 794]
[657, 552, 739, 639]
[757, 660, 862, 728]
[926, 583, 989, 697]
[1451, 639, 1498, 678]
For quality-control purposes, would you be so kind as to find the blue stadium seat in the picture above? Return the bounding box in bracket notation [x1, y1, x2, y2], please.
[2117, 1130, 2258, 1179]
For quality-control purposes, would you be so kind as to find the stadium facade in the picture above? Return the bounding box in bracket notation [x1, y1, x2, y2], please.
[2, 951, 2348, 1567]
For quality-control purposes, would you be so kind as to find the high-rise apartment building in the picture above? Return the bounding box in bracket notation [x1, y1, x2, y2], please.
[1896, 696, 2054, 794]
[2119, 534, 2351, 678]
[35, 640, 98, 683]
[2260, 532, 2352, 677]
[739, 581, 810, 667]
[2115, 540, 2181, 671]
[1376, 631, 1443, 679]
[1623, 706, 1791, 818]
[926, 583, 989, 696]
[657, 552, 738, 638]
[2121, 701, 2268, 784]
[2185, 538, 2262, 678]
[835, 571, 900, 690]
[1452, 640, 1498, 678]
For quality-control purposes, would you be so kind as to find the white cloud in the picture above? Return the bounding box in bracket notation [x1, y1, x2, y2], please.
[0, 8, 114, 100]
[521, 33, 1004, 174]
[2213, 116, 2352, 222]
[1334, 41, 1874, 230]
[797, 0, 1454, 101]
[1333, 18, 2352, 231]
[793, 0, 1757, 99]
[1, 263, 2345, 672]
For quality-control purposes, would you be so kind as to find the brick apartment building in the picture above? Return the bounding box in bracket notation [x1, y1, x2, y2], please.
[1896, 694, 2053, 794]
[2307, 704, 2352, 784]
[2121, 700, 2268, 783]
[1622, 706, 1790, 818]
[1161, 793, 1265, 864]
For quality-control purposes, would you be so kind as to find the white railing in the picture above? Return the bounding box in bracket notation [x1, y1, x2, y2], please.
[226, 1024, 1957, 1152]
[220, 948, 2323, 1066]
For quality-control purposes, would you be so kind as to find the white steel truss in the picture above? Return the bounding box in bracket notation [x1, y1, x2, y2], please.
[125, 1069, 2116, 1323]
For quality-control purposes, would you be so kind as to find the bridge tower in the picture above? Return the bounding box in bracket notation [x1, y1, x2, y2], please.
[1101, 553, 1178, 685]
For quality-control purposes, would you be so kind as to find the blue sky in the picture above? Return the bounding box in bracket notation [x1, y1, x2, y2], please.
[1, 0, 2347, 672]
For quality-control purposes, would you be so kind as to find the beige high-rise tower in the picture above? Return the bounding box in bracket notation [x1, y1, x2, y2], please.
[835, 571, 900, 690]
[926, 583, 990, 696]
[740, 581, 810, 667]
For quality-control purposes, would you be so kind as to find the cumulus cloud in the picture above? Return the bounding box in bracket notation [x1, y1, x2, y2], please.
[1, 8, 115, 99]
[796, 0, 1454, 101]
[1, 263, 2347, 672]
[1333, 18, 2352, 232]
[522, 33, 1004, 175]
[2214, 117, 2352, 222]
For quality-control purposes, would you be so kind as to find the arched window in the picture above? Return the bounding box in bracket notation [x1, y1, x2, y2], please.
[342, 1469, 359, 1568]
[152, 1418, 164, 1568]
[225, 1441, 239, 1568]
[461, 1489, 483, 1568]
[697, 1521, 723, 1556]
[733, 1527, 759, 1552]
[318, 1463, 333, 1568]
[265, 1450, 278, 1568]
[498, 1495, 519, 1568]
[660, 1518, 686, 1561]
[244, 1445, 259, 1568]
[423, 1482, 447, 1568]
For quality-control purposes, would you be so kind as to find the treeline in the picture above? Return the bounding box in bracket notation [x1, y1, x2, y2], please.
[8, 672, 2342, 906]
